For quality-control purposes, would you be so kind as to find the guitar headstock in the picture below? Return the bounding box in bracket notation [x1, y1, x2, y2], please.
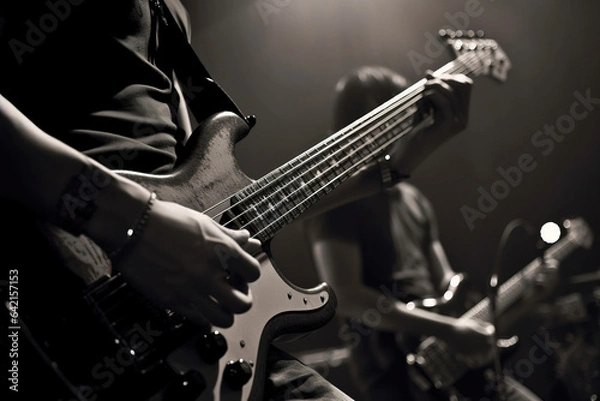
[563, 217, 594, 250]
[439, 29, 511, 83]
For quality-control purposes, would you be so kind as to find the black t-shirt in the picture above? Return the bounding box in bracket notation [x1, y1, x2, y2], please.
[319, 182, 438, 299]
[312, 182, 439, 391]
[0, 0, 191, 173]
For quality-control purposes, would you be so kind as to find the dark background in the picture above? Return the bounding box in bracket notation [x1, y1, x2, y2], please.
[182, 1, 600, 398]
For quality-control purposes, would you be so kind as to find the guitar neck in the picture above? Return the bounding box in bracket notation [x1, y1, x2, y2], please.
[461, 229, 584, 322]
[213, 52, 487, 243]
[411, 218, 591, 392]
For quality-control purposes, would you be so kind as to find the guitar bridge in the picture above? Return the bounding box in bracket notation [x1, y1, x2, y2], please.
[83, 274, 194, 374]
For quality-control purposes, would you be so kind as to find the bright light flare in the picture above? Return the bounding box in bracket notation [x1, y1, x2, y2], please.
[540, 221, 561, 244]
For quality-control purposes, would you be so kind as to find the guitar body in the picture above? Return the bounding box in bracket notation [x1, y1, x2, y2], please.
[9, 111, 336, 401]
[405, 339, 520, 401]
[402, 218, 593, 401]
[398, 274, 520, 401]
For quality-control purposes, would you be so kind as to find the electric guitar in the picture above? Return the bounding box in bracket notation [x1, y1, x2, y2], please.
[404, 217, 594, 400]
[9, 30, 511, 401]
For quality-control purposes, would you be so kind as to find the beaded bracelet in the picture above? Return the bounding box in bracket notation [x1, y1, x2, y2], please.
[108, 191, 157, 261]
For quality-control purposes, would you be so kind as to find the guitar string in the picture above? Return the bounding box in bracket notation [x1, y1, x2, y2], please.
[219, 52, 482, 231]
[207, 53, 483, 235]
[219, 54, 481, 238]
[247, 117, 427, 239]
[424, 258, 546, 363]
[423, 232, 577, 373]
[201, 78, 427, 217]
[234, 55, 481, 239]
[220, 96, 423, 230]
[462, 231, 577, 321]
[202, 52, 478, 225]
[199, 52, 476, 221]
[241, 56, 483, 239]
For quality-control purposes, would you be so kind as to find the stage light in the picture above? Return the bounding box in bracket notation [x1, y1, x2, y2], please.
[540, 221, 561, 244]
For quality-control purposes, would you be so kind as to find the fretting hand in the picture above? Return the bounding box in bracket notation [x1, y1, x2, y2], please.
[390, 72, 473, 175]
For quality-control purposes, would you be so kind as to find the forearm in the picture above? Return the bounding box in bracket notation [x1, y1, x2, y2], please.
[0, 95, 86, 217]
[428, 241, 458, 292]
[0, 94, 151, 251]
[336, 285, 458, 339]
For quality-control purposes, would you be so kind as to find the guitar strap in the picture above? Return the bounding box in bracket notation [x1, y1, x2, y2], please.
[153, 0, 253, 128]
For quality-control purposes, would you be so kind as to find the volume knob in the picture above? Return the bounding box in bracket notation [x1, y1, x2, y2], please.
[223, 359, 253, 390]
[196, 330, 228, 364]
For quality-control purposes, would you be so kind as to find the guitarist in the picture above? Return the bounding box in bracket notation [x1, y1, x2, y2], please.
[0, 2, 473, 400]
[304, 66, 553, 401]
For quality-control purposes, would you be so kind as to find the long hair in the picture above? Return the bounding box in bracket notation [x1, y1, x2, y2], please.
[331, 66, 409, 132]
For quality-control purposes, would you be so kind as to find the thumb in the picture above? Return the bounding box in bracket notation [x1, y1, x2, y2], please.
[217, 225, 262, 254]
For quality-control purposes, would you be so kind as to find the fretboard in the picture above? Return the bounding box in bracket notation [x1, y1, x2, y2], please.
[213, 52, 487, 243]
[462, 229, 583, 322]
[233, 99, 420, 243]
[414, 218, 591, 390]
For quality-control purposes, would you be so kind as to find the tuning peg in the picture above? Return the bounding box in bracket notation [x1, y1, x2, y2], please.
[441, 29, 486, 39]
[439, 28, 456, 38]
